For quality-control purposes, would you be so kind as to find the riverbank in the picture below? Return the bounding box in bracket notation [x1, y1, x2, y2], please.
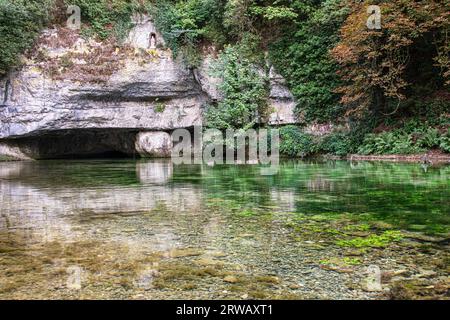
[2, 153, 450, 163]
[348, 151, 450, 164]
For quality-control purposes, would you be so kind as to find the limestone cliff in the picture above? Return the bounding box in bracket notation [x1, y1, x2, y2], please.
[0, 16, 296, 160]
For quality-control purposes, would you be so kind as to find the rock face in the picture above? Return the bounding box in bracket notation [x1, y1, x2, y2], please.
[268, 66, 297, 125]
[0, 42, 205, 140]
[135, 131, 172, 158]
[0, 16, 297, 160]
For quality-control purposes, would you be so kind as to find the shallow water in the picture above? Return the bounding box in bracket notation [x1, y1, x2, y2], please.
[0, 159, 449, 299]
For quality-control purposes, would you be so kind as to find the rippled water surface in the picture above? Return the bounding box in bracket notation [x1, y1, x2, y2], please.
[0, 160, 449, 299]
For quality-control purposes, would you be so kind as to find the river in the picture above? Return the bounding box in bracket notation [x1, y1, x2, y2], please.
[0, 159, 448, 299]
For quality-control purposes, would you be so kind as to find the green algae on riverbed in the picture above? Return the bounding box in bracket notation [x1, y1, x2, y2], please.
[0, 159, 449, 299]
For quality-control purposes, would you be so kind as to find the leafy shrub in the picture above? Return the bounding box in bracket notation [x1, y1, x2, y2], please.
[70, 0, 144, 41]
[205, 46, 269, 130]
[279, 126, 316, 157]
[358, 133, 393, 155]
[269, 0, 349, 123]
[0, 0, 53, 75]
[416, 128, 440, 149]
[319, 132, 353, 156]
[391, 135, 422, 154]
[358, 130, 425, 155]
[402, 119, 426, 134]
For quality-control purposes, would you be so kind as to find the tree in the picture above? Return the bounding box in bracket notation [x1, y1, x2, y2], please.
[269, 0, 349, 123]
[205, 45, 269, 130]
[331, 0, 449, 118]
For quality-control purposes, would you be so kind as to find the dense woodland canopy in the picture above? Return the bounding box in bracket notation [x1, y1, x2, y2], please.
[0, 0, 449, 156]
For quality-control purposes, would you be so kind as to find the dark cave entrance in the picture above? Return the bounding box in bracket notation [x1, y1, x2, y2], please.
[56, 150, 131, 160]
[10, 129, 140, 160]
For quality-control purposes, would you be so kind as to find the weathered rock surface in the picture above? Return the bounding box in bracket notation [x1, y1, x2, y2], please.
[0, 52, 205, 140]
[135, 131, 172, 158]
[267, 66, 297, 125]
[0, 17, 297, 159]
[194, 55, 223, 102]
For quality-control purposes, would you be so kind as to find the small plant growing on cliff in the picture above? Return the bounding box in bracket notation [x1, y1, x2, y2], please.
[154, 102, 166, 113]
[59, 54, 74, 70]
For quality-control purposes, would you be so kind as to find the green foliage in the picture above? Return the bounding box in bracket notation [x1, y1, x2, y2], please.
[358, 132, 422, 155]
[403, 99, 450, 126]
[0, 0, 53, 75]
[278, 123, 371, 157]
[269, 0, 349, 123]
[154, 102, 166, 113]
[205, 46, 269, 130]
[250, 5, 298, 21]
[319, 131, 353, 156]
[69, 0, 144, 41]
[279, 126, 316, 158]
[150, 0, 226, 65]
[439, 129, 450, 153]
[416, 128, 440, 149]
[336, 230, 403, 248]
[358, 119, 450, 155]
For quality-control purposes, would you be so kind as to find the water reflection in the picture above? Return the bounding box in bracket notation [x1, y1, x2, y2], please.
[1, 159, 449, 238]
[0, 159, 449, 299]
[136, 161, 173, 184]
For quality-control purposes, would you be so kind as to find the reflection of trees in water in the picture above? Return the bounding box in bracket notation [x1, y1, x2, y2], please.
[168, 160, 449, 232]
[136, 161, 173, 184]
[203, 160, 450, 232]
[306, 176, 335, 192]
[0, 159, 448, 239]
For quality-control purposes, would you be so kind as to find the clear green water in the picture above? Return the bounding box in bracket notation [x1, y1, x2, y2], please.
[0, 159, 449, 299]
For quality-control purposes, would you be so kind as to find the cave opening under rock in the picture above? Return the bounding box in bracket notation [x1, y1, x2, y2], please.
[7, 129, 141, 160]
